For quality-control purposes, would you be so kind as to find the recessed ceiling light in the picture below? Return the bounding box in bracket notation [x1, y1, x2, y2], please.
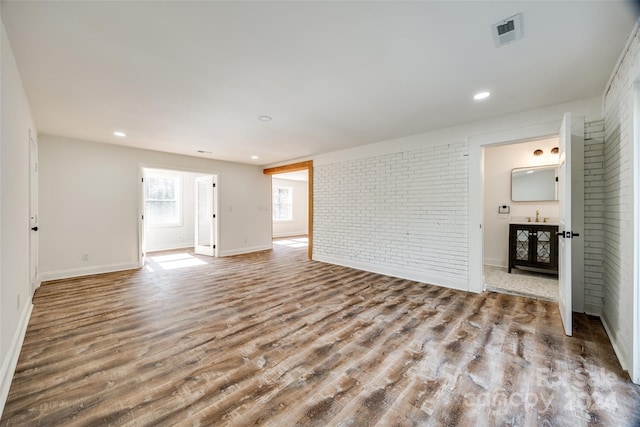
[251, 155, 259, 160]
[473, 91, 491, 100]
[258, 115, 272, 121]
[113, 131, 126, 137]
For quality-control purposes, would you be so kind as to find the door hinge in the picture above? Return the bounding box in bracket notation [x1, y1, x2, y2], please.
[213, 183, 216, 188]
[141, 177, 144, 183]
[555, 177, 558, 182]
[213, 245, 216, 249]
[141, 214, 144, 220]
[213, 214, 216, 219]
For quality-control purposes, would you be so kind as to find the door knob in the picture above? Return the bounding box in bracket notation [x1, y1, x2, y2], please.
[31, 226, 38, 231]
[556, 230, 580, 238]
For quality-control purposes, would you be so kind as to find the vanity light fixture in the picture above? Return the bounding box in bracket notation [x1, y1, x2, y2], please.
[113, 131, 126, 137]
[473, 91, 491, 100]
[533, 149, 543, 156]
[551, 147, 559, 154]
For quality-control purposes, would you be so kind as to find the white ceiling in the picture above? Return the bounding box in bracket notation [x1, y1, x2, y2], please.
[1, 1, 637, 165]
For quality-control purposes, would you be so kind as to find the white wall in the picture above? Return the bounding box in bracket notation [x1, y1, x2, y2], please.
[145, 170, 198, 252]
[602, 23, 639, 377]
[0, 12, 38, 415]
[483, 137, 560, 267]
[38, 135, 272, 280]
[272, 177, 308, 238]
[304, 96, 603, 292]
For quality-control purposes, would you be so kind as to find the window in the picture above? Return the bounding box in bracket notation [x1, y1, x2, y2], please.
[145, 171, 182, 226]
[273, 186, 292, 221]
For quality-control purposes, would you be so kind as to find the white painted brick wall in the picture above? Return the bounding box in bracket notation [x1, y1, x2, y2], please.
[602, 25, 639, 371]
[314, 141, 468, 287]
[583, 119, 605, 310]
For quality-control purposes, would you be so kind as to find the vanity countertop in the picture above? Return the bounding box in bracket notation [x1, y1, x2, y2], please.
[510, 221, 559, 226]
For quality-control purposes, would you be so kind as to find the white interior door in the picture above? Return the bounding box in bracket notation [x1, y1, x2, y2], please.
[195, 175, 216, 256]
[140, 171, 147, 267]
[29, 132, 39, 294]
[558, 112, 573, 336]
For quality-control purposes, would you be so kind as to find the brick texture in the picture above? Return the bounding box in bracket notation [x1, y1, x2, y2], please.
[583, 119, 605, 310]
[602, 26, 639, 369]
[314, 142, 468, 286]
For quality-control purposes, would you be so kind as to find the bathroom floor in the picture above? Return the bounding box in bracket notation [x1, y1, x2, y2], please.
[484, 264, 558, 301]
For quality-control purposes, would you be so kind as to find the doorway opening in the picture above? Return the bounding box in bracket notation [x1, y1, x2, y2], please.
[482, 137, 560, 301]
[139, 167, 218, 266]
[271, 169, 309, 249]
[469, 114, 583, 337]
[264, 161, 313, 259]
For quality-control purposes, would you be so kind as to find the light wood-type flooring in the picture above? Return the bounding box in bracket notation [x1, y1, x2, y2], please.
[2, 244, 640, 426]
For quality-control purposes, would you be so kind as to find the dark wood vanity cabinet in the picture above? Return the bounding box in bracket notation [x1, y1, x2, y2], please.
[508, 223, 559, 275]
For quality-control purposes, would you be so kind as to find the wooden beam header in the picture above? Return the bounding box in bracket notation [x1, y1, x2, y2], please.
[263, 161, 313, 175]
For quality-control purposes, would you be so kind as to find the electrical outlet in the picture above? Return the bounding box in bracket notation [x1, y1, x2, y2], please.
[82, 253, 89, 262]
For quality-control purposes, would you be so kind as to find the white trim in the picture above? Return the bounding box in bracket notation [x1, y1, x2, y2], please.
[0, 302, 33, 419]
[313, 254, 469, 292]
[632, 81, 640, 384]
[218, 244, 273, 257]
[468, 141, 483, 293]
[468, 120, 562, 295]
[602, 314, 630, 374]
[39, 262, 140, 282]
[273, 231, 308, 238]
[146, 243, 194, 252]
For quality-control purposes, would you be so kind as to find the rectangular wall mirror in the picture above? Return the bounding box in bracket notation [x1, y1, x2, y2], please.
[511, 165, 558, 202]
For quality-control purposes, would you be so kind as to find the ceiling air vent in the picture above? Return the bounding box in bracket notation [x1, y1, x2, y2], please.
[492, 13, 523, 48]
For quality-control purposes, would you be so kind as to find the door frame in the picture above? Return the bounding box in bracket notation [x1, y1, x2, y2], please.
[194, 175, 217, 257]
[468, 120, 566, 294]
[632, 80, 640, 384]
[138, 164, 220, 267]
[28, 129, 39, 295]
[263, 161, 313, 259]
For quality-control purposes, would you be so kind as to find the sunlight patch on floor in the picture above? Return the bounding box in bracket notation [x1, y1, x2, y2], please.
[273, 237, 308, 248]
[146, 252, 207, 271]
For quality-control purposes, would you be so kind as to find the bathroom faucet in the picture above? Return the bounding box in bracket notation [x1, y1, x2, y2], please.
[535, 210, 540, 222]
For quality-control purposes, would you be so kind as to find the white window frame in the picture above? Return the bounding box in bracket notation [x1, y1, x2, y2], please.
[145, 171, 183, 227]
[273, 186, 293, 222]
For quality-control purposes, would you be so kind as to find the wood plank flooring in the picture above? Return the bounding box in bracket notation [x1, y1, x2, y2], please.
[2, 244, 639, 426]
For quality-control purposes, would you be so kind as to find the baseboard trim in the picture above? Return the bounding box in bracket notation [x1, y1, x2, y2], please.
[146, 243, 193, 252]
[601, 314, 630, 373]
[484, 259, 507, 269]
[584, 303, 603, 317]
[39, 262, 140, 282]
[0, 301, 33, 419]
[313, 254, 468, 292]
[273, 231, 308, 238]
[218, 245, 272, 257]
